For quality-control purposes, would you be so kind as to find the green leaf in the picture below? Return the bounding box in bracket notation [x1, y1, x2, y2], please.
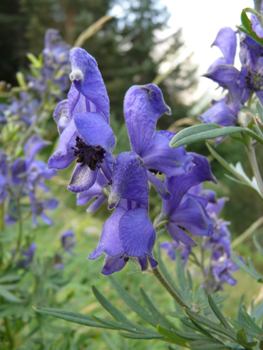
[241, 309, 263, 334]
[108, 276, 157, 327]
[171, 330, 207, 341]
[157, 325, 188, 346]
[185, 309, 236, 341]
[33, 307, 115, 329]
[190, 340, 229, 350]
[241, 9, 252, 31]
[253, 236, 263, 256]
[118, 331, 163, 340]
[169, 123, 263, 148]
[0, 287, 22, 303]
[92, 285, 157, 335]
[91, 314, 148, 333]
[0, 275, 20, 283]
[155, 246, 181, 295]
[237, 328, 249, 347]
[175, 249, 186, 291]
[231, 253, 263, 281]
[208, 295, 232, 330]
[139, 288, 174, 330]
[256, 102, 263, 124]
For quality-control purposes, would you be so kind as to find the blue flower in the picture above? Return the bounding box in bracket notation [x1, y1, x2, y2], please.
[89, 152, 157, 275]
[160, 154, 216, 246]
[61, 230, 76, 256]
[0, 150, 8, 205]
[48, 48, 116, 193]
[160, 241, 191, 267]
[15, 243, 36, 269]
[123, 84, 193, 198]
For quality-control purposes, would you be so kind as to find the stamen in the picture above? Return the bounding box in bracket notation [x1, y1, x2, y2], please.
[71, 136, 106, 170]
[245, 69, 263, 92]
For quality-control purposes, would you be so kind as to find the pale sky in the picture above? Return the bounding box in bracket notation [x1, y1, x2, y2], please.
[110, 0, 255, 105]
[160, 0, 254, 103]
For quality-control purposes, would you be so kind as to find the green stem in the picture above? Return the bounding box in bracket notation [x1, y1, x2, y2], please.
[247, 144, 263, 197]
[232, 216, 263, 248]
[0, 202, 4, 265]
[4, 317, 15, 349]
[12, 198, 23, 261]
[149, 260, 190, 309]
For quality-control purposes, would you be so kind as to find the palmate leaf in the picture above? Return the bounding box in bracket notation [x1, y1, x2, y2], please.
[169, 123, 263, 148]
[208, 295, 232, 331]
[157, 325, 188, 346]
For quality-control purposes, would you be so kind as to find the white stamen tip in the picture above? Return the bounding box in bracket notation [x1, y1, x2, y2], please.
[69, 69, 83, 82]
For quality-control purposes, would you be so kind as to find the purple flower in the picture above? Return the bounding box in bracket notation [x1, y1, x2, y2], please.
[30, 196, 59, 227]
[15, 243, 36, 269]
[160, 153, 216, 246]
[89, 152, 157, 275]
[48, 48, 115, 193]
[123, 84, 193, 198]
[61, 230, 76, 256]
[209, 251, 239, 290]
[0, 150, 8, 205]
[160, 241, 191, 267]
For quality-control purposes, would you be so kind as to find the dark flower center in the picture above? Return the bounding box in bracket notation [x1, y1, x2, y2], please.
[72, 136, 106, 170]
[245, 69, 263, 91]
[149, 168, 163, 175]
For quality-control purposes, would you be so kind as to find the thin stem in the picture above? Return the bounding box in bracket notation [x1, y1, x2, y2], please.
[4, 317, 15, 349]
[247, 144, 263, 197]
[149, 260, 190, 309]
[12, 198, 23, 261]
[0, 202, 4, 265]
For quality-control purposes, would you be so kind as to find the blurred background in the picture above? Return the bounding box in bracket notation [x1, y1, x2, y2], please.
[1, 0, 263, 349]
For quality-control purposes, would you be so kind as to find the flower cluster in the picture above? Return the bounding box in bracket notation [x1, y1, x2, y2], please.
[200, 11, 263, 132]
[2, 135, 58, 227]
[161, 182, 239, 291]
[49, 47, 221, 276]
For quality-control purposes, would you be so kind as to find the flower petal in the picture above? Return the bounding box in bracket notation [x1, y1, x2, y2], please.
[88, 207, 125, 259]
[108, 152, 149, 209]
[74, 112, 116, 154]
[87, 194, 107, 213]
[162, 153, 216, 216]
[210, 27, 237, 66]
[166, 222, 198, 247]
[146, 170, 171, 200]
[69, 48, 110, 123]
[68, 164, 98, 193]
[141, 131, 193, 176]
[200, 101, 236, 127]
[170, 194, 213, 237]
[119, 208, 156, 258]
[124, 84, 171, 155]
[101, 255, 128, 275]
[48, 119, 77, 169]
[24, 135, 50, 165]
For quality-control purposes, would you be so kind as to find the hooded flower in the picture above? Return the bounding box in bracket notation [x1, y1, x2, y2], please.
[160, 153, 216, 246]
[48, 47, 116, 193]
[123, 84, 193, 198]
[89, 152, 157, 275]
